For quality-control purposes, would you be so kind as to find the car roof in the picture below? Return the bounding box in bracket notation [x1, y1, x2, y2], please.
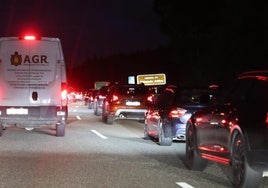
[238, 70, 268, 81]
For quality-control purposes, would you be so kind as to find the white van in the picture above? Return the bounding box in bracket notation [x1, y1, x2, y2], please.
[0, 36, 68, 136]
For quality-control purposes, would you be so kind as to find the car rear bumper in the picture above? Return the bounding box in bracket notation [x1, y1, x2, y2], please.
[112, 109, 147, 120]
[171, 120, 186, 141]
[0, 106, 67, 127]
[174, 126, 186, 141]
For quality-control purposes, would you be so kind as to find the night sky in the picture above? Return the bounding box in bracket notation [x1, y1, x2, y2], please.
[0, 0, 168, 67]
[2, 1, 267, 90]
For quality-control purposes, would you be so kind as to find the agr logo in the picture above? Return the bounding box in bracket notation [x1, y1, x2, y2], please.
[10, 51, 48, 66]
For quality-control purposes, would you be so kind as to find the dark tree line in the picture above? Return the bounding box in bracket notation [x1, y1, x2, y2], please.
[69, 0, 268, 90]
[67, 47, 171, 90]
[153, 0, 268, 86]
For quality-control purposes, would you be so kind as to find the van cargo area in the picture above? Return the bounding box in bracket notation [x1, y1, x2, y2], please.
[0, 36, 68, 137]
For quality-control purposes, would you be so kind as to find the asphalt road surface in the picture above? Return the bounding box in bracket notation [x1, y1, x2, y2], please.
[0, 101, 267, 188]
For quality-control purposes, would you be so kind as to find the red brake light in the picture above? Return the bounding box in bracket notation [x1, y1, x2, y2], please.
[168, 108, 187, 118]
[99, 95, 106, 99]
[61, 89, 68, 106]
[196, 117, 202, 122]
[61, 90, 67, 100]
[221, 119, 227, 124]
[24, 35, 36, 40]
[111, 94, 119, 102]
[147, 95, 153, 103]
[61, 83, 68, 105]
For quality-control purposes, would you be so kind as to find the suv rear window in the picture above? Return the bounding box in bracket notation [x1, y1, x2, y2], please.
[174, 89, 211, 105]
[117, 85, 148, 95]
[98, 86, 111, 95]
[229, 79, 268, 107]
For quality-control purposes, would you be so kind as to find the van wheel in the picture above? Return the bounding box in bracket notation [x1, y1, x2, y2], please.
[107, 116, 114, 125]
[102, 114, 107, 123]
[56, 123, 65, 137]
[94, 106, 97, 115]
[96, 107, 101, 116]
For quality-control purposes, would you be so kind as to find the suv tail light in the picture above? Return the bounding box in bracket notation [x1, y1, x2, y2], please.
[147, 94, 154, 103]
[266, 113, 268, 124]
[111, 94, 119, 102]
[99, 95, 106, 99]
[168, 108, 187, 118]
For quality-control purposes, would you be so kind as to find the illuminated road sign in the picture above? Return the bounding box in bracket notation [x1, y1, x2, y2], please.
[137, 73, 166, 86]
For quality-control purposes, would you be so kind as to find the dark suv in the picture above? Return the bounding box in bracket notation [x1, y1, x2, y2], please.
[93, 86, 111, 116]
[184, 70, 268, 187]
[102, 84, 153, 125]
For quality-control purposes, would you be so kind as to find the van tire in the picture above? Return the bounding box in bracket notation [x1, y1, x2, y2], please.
[107, 116, 114, 125]
[96, 107, 101, 116]
[102, 114, 107, 123]
[56, 123, 65, 137]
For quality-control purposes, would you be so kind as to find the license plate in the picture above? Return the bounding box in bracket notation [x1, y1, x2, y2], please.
[7, 108, 28, 115]
[126, 101, 140, 106]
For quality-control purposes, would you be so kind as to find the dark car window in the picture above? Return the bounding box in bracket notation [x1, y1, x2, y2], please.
[174, 89, 211, 106]
[98, 86, 111, 96]
[155, 88, 212, 108]
[226, 78, 268, 123]
[247, 80, 268, 123]
[243, 79, 268, 107]
[155, 90, 175, 107]
[228, 79, 254, 105]
[213, 79, 251, 105]
[117, 85, 148, 95]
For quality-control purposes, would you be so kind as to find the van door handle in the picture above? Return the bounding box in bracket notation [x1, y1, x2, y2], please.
[32, 91, 38, 101]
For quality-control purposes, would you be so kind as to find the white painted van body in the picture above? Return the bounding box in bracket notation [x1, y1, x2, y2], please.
[0, 37, 68, 136]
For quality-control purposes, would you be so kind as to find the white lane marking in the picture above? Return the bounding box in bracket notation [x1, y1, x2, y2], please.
[176, 182, 194, 188]
[76, 116, 81, 120]
[91, 130, 108, 139]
